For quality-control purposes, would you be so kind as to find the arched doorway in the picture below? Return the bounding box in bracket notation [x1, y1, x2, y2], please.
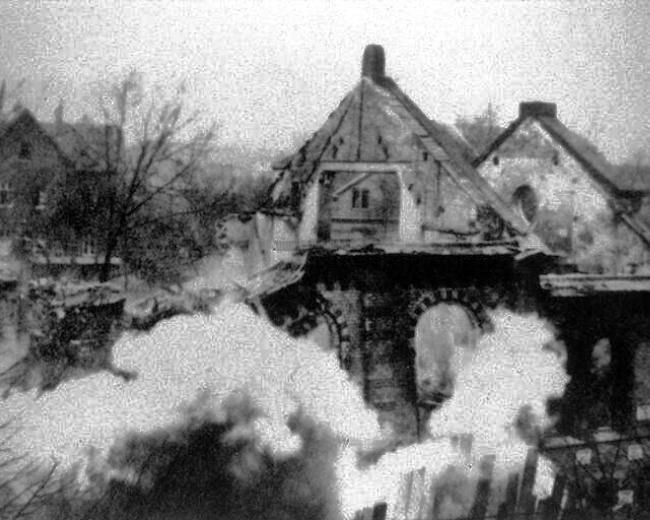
[413, 302, 480, 409]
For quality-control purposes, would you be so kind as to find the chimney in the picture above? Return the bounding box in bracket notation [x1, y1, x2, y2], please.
[519, 101, 557, 119]
[54, 99, 64, 133]
[362, 44, 385, 82]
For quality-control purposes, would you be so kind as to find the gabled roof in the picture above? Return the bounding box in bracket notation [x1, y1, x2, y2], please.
[267, 45, 529, 235]
[1, 108, 119, 173]
[0, 109, 74, 169]
[41, 119, 120, 171]
[474, 102, 650, 247]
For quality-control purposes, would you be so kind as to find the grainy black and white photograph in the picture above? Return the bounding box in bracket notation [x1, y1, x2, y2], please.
[0, 1, 649, 519]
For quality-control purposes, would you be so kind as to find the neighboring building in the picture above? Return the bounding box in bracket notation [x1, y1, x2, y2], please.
[0, 106, 121, 279]
[225, 45, 650, 518]
[474, 101, 650, 275]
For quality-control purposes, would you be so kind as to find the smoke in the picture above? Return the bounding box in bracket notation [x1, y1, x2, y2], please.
[0, 302, 381, 519]
[428, 310, 567, 459]
[0, 301, 568, 520]
[335, 310, 569, 519]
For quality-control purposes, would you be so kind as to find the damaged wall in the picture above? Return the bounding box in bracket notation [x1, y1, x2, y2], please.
[477, 119, 647, 273]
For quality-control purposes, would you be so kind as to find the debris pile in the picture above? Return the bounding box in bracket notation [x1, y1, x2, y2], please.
[0, 279, 126, 395]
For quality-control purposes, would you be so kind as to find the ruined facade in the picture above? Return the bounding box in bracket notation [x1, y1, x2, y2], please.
[474, 101, 650, 275]
[233, 45, 650, 517]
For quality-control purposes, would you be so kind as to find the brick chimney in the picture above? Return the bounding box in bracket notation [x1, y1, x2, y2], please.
[362, 44, 385, 82]
[519, 101, 557, 119]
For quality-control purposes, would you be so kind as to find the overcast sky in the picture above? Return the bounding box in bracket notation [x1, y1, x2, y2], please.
[1, 1, 649, 163]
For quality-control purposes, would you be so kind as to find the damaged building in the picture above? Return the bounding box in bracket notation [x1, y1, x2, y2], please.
[223, 45, 650, 518]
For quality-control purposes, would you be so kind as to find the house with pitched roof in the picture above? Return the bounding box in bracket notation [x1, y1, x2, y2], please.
[235, 45, 650, 518]
[0, 106, 121, 279]
[474, 101, 650, 277]
[246, 45, 545, 427]
[259, 44, 531, 261]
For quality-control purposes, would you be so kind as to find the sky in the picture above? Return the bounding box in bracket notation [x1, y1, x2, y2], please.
[1, 1, 649, 163]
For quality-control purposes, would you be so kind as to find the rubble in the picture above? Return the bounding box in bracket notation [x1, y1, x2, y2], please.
[0, 279, 127, 396]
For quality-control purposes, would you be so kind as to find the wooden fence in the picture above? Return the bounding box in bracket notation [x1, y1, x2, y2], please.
[352, 428, 650, 520]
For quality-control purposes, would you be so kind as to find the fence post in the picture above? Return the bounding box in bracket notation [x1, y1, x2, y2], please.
[496, 472, 520, 520]
[372, 502, 388, 520]
[516, 448, 539, 517]
[469, 455, 496, 519]
[540, 473, 566, 520]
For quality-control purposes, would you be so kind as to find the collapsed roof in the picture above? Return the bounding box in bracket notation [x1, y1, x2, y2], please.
[266, 45, 529, 235]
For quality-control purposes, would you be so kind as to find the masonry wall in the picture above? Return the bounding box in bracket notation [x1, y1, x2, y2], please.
[477, 119, 647, 273]
[260, 253, 650, 451]
[292, 254, 521, 443]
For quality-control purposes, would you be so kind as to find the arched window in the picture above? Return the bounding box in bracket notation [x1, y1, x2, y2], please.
[512, 184, 538, 224]
[414, 303, 479, 408]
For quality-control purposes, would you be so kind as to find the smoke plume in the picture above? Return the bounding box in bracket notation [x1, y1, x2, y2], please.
[1, 302, 381, 519]
[0, 301, 568, 520]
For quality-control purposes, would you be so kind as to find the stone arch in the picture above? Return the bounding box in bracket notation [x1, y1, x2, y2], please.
[253, 287, 352, 368]
[407, 288, 490, 410]
[407, 287, 490, 333]
[311, 294, 352, 370]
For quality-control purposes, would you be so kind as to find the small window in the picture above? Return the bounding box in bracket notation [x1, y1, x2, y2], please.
[492, 155, 500, 166]
[31, 237, 47, 255]
[512, 185, 538, 224]
[51, 241, 65, 257]
[351, 188, 370, 209]
[19, 142, 31, 159]
[79, 236, 97, 257]
[422, 151, 429, 161]
[32, 190, 47, 209]
[0, 183, 13, 207]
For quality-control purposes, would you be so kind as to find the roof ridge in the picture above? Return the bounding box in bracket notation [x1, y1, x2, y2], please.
[1, 108, 75, 169]
[533, 116, 650, 246]
[535, 116, 622, 196]
[383, 82, 529, 234]
[472, 117, 524, 167]
[475, 112, 650, 248]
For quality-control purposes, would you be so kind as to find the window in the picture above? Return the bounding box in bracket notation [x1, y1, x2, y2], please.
[512, 185, 538, 224]
[0, 183, 13, 207]
[79, 236, 97, 257]
[32, 190, 46, 210]
[492, 155, 500, 166]
[50, 241, 65, 257]
[19, 141, 31, 159]
[352, 188, 370, 209]
[31, 237, 47, 256]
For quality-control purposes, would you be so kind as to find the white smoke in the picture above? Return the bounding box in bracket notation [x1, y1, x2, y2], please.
[1, 303, 381, 488]
[336, 309, 569, 519]
[0, 301, 569, 520]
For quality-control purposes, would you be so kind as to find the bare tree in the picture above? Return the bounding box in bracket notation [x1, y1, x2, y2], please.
[455, 102, 504, 157]
[47, 71, 218, 282]
[0, 418, 68, 520]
